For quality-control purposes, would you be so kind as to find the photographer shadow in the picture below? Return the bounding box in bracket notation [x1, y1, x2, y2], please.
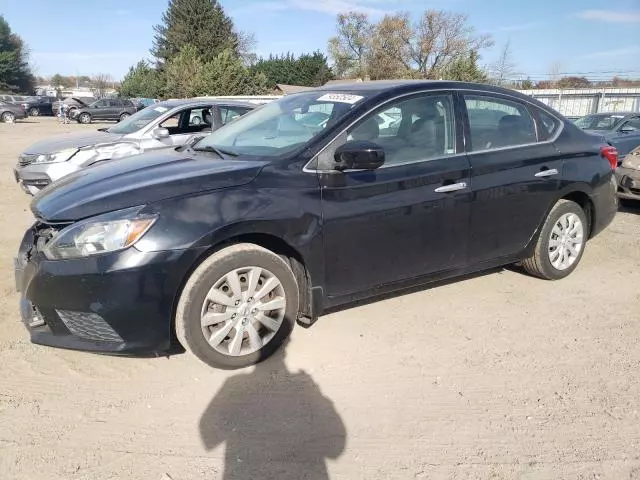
[199, 344, 347, 480]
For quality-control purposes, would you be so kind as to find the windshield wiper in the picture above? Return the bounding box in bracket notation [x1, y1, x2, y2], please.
[192, 145, 226, 159]
[193, 145, 238, 158]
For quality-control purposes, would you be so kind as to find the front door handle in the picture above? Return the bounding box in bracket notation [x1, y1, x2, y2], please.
[434, 182, 467, 193]
[534, 168, 559, 178]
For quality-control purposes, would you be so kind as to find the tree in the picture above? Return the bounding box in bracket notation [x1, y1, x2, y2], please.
[92, 73, 112, 98]
[490, 40, 516, 86]
[403, 10, 493, 79]
[151, 0, 238, 66]
[120, 60, 162, 98]
[163, 44, 204, 98]
[49, 73, 69, 88]
[368, 14, 412, 80]
[548, 61, 563, 87]
[520, 77, 534, 89]
[441, 50, 488, 82]
[557, 76, 591, 89]
[251, 51, 333, 87]
[0, 15, 34, 93]
[196, 49, 270, 96]
[327, 12, 373, 79]
[237, 31, 257, 66]
[327, 9, 493, 81]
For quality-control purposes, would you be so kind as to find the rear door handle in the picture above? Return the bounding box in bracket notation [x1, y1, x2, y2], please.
[534, 168, 559, 178]
[434, 182, 467, 193]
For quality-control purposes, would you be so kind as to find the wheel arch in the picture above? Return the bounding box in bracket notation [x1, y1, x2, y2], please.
[169, 231, 314, 348]
[523, 184, 596, 257]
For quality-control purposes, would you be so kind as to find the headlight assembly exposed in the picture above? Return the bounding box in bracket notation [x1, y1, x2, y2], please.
[621, 152, 640, 170]
[42, 210, 157, 260]
[33, 148, 78, 164]
[72, 142, 142, 165]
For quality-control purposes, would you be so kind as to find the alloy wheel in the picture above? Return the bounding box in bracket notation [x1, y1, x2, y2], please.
[200, 266, 286, 357]
[2, 112, 15, 123]
[548, 212, 584, 270]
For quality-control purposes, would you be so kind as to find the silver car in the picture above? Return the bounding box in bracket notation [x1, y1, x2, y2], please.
[14, 99, 255, 194]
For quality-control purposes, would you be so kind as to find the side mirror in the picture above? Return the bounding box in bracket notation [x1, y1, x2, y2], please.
[153, 127, 170, 139]
[620, 125, 636, 133]
[334, 140, 385, 171]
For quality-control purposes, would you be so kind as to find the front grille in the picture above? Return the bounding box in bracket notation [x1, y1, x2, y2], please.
[18, 153, 39, 166]
[56, 310, 123, 343]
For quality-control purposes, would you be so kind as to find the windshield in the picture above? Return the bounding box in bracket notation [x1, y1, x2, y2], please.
[107, 105, 169, 134]
[194, 91, 368, 157]
[575, 114, 625, 130]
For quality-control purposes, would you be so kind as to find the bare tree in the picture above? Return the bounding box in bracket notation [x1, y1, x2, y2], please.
[327, 12, 373, 79]
[237, 30, 257, 67]
[92, 73, 112, 98]
[404, 10, 493, 79]
[548, 61, 563, 88]
[490, 39, 516, 86]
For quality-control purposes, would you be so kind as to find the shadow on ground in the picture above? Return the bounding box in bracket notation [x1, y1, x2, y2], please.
[199, 344, 347, 480]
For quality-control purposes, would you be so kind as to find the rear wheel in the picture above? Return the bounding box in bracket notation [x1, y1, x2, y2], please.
[29, 107, 39, 116]
[1, 111, 15, 123]
[522, 199, 588, 280]
[78, 113, 91, 124]
[119, 112, 130, 122]
[175, 244, 299, 369]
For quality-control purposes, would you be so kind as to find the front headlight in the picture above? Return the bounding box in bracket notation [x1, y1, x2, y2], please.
[621, 152, 640, 170]
[33, 148, 78, 164]
[43, 212, 157, 260]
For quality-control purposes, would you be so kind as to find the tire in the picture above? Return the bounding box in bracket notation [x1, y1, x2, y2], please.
[522, 199, 588, 280]
[175, 243, 299, 369]
[29, 107, 39, 116]
[1, 111, 15, 123]
[191, 116, 202, 125]
[119, 112, 130, 122]
[78, 113, 91, 124]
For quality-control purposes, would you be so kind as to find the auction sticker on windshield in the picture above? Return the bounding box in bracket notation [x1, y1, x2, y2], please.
[317, 93, 363, 104]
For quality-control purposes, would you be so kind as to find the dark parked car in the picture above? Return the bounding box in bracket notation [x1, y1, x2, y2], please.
[130, 97, 159, 111]
[575, 112, 640, 160]
[21, 96, 57, 116]
[15, 81, 618, 369]
[71, 98, 137, 124]
[0, 100, 27, 122]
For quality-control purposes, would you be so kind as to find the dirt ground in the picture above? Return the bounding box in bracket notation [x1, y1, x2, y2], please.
[1, 117, 639, 480]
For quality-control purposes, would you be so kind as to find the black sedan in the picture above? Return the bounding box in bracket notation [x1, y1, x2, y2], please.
[71, 98, 138, 124]
[15, 81, 618, 369]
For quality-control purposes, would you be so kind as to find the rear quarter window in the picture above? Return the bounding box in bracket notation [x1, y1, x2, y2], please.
[535, 109, 561, 141]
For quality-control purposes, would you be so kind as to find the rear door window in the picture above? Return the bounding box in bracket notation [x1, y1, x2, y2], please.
[464, 95, 537, 151]
[220, 106, 252, 125]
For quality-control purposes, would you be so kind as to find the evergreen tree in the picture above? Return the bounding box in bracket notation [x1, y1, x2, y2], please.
[0, 15, 34, 93]
[251, 51, 333, 88]
[197, 49, 270, 96]
[151, 0, 238, 66]
[441, 51, 488, 83]
[163, 44, 204, 98]
[119, 60, 162, 98]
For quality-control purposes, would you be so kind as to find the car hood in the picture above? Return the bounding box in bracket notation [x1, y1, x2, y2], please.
[31, 149, 268, 222]
[23, 130, 124, 154]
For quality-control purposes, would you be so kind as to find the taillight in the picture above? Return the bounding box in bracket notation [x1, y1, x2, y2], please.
[601, 145, 618, 169]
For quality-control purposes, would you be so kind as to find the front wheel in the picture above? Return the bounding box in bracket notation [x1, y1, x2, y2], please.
[175, 244, 299, 369]
[29, 107, 39, 116]
[78, 113, 91, 124]
[119, 112, 130, 122]
[522, 199, 588, 280]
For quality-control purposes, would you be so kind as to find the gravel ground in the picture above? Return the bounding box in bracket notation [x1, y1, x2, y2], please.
[1, 117, 639, 480]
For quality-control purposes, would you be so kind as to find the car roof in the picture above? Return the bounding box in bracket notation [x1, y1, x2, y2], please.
[157, 98, 257, 109]
[313, 80, 543, 103]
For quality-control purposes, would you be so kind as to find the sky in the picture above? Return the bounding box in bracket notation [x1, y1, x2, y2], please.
[0, 0, 639, 81]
